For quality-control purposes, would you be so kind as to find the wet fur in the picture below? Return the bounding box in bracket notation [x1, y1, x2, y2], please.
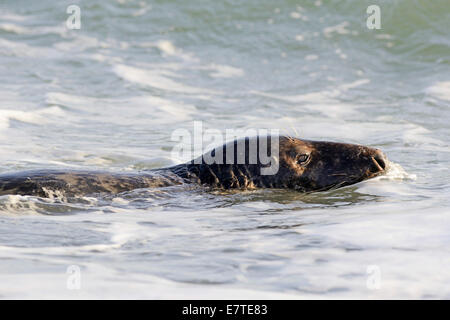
[0, 170, 182, 197]
[0, 136, 387, 197]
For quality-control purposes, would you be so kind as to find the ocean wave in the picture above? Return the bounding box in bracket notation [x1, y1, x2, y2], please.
[0, 22, 65, 36]
[46, 91, 197, 124]
[0, 38, 61, 58]
[0, 106, 65, 130]
[112, 63, 221, 96]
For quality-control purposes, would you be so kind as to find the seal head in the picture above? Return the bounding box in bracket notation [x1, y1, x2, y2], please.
[274, 137, 388, 191]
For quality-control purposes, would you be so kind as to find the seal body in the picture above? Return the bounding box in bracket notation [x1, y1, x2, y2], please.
[0, 170, 182, 198]
[0, 136, 388, 197]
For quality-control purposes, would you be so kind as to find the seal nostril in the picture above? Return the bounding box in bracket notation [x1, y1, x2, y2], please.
[376, 156, 385, 170]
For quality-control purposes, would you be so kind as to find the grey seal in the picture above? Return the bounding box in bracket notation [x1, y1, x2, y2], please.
[0, 136, 388, 197]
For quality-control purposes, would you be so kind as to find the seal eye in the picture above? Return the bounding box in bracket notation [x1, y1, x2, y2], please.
[297, 154, 309, 165]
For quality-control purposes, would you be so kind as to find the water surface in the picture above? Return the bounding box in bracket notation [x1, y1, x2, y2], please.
[0, 0, 449, 299]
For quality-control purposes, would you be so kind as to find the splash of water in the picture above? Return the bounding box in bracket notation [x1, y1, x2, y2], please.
[383, 161, 417, 181]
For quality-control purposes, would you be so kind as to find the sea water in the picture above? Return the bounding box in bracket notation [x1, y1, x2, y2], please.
[0, 0, 449, 299]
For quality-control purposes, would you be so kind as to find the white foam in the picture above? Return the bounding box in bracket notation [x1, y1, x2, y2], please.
[0, 264, 304, 299]
[385, 162, 417, 180]
[0, 106, 65, 129]
[426, 81, 450, 101]
[305, 54, 318, 61]
[155, 40, 178, 56]
[138, 40, 194, 61]
[46, 91, 196, 124]
[0, 22, 65, 36]
[48, 92, 94, 109]
[132, 5, 151, 17]
[112, 64, 221, 95]
[323, 21, 350, 37]
[0, 38, 60, 58]
[0, 23, 28, 34]
[253, 79, 369, 104]
[252, 79, 370, 118]
[53, 35, 109, 52]
[290, 12, 303, 19]
[204, 64, 245, 78]
[84, 52, 123, 63]
[0, 195, 44, 216]
[296, 206, 450, 298]
[119, 96, 197, 124]
[401, 124, 445, 147]
[0, 11, 27, 22]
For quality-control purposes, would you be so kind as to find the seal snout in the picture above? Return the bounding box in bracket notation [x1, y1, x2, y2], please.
[370, 149, 388, 173]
